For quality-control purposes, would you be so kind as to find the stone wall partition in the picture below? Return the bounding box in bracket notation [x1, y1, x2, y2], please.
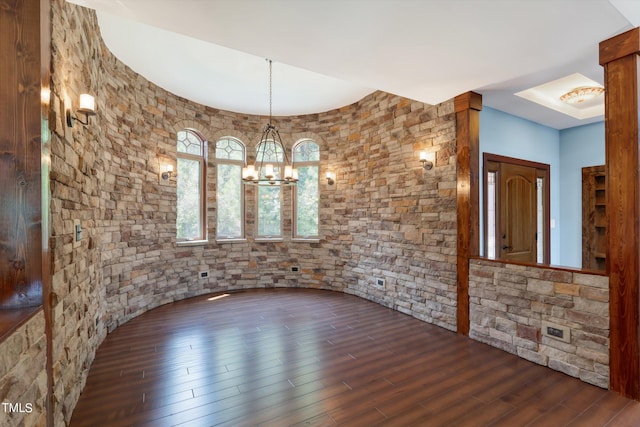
[0, 312, 47, 427]
[469, 258, 609, 388]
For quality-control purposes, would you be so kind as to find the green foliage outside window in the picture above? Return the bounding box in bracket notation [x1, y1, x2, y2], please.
[176, 157, 202, 240]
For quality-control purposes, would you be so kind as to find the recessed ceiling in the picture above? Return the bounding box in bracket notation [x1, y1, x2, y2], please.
[67, 0, 636, 129]
[515, 74, 604, 121]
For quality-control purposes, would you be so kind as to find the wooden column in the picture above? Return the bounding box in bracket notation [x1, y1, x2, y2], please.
[599, 27, 640, 400]
[455, 92, 482, 335]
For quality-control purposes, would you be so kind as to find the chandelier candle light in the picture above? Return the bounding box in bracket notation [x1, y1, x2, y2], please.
[242, 59, 298, 186]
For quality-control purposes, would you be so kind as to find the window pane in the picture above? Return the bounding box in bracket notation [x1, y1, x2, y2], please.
[177, 157, 202, 239]
[296, 165, 319, 237]
[217, 163, 242, 238]
[536, 177, 544, 263]
[258, 186, 281, 237]
[293, 140, 320, 162]
[487, 171, 496, 259]
[257, 140, 284, 163]
[216, 137, 244, 161]
[177, 130, 203, 155]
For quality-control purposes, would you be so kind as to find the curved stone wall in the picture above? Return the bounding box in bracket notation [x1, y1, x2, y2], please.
[47, 1, 458, 424]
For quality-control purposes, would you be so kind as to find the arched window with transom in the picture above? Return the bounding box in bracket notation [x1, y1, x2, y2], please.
[176, 129, 207, 241]
[215, 137, 245, 239]
[293, 139, 319, 238]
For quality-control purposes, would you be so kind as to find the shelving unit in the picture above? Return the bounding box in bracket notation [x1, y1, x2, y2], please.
[582, 165, 606, 271]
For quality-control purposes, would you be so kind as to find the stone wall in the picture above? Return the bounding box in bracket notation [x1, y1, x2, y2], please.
[0, 312, 47, 427]
[91, 18, 459, 332]
[48, 1, 109, 425]
[41, 2, 460, 424]
[469, 258, 609, 388]
[340, 96, 458, 330]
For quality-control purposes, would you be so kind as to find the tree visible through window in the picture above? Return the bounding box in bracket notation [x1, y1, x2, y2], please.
[293, 140, 319, 238]
[256, 140, 284, 238]
[176, 129, 206, 241]
[216, 137, 245, 239]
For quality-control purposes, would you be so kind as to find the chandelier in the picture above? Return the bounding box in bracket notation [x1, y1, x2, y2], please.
[242, 59, 298, 186]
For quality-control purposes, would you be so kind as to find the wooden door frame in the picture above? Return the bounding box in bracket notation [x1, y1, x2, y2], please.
[482, 153, 550, 265]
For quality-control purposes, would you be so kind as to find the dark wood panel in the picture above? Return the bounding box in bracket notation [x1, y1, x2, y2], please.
[599, 27, 640, 400]
[70, 289, 640, 426]
[455, 91, 482, 335]
[0, 0, 43, 309]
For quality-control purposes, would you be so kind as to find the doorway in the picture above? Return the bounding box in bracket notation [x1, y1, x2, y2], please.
[484, 153, 550, 264]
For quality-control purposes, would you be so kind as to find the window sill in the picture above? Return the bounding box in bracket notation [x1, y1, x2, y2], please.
[176, 239, 209, 247]
[255, 238, 284, 243]
[215, 238, 247, 244]
[292, 238, 321, 243]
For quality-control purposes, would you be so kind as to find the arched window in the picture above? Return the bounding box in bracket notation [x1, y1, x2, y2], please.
[176, 129, 206, 241]
[256, 140, 284, 238]
[215, 137, 245, 239]
[293, 139, 320, 238]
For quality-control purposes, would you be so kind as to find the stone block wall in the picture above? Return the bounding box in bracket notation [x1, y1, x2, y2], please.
[0, 312, 47, 427]
[469, 258, 609, 388]
[339, 96, 458, 331]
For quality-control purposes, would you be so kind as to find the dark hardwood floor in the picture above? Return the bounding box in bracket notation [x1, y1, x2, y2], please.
[70, 288, 640, 426]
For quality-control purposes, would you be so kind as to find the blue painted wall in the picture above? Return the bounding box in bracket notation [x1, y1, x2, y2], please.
[558, 122, 605, 267]
[479, 107, 605, 267]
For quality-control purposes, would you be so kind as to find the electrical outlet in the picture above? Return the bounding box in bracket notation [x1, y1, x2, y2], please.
[542, 321, 570, 343]
[291, 266, 299, 272]
[375, 278, 386, 288]
[199, 271, 209, 279]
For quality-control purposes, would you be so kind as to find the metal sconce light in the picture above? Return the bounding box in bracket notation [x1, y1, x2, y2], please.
[419, 151, 434, 170]
[66, 93, 96, 127]
[326, 171, 335, 185]
[161, 164, 174, 180]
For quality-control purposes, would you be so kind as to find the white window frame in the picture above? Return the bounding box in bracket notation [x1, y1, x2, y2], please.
[176, 129, 207, 242]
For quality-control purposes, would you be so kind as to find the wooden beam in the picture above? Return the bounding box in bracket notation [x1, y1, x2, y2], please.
[599, 27, 640, 400]
[455, 91, 482, 335]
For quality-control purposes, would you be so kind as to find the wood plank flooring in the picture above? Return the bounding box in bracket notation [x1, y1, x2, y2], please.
[70, 289, 640, 426]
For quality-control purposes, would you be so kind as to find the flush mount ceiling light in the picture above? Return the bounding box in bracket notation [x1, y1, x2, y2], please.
[559, 86, 604, 105]
[242, 59, 298, 186]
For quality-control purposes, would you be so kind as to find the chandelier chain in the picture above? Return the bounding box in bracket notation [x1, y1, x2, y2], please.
[268, 59, 273, 123]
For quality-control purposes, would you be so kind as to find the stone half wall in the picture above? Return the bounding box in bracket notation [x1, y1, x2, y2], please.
[469, 258, 609, 388]
[0, 312, 47, 427]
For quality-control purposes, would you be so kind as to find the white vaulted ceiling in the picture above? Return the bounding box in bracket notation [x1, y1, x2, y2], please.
[68, 0, 637, 129]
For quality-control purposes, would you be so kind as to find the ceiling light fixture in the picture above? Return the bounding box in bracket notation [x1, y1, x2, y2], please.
[242, 59, 297, 186]
[559, 86, 604, 105]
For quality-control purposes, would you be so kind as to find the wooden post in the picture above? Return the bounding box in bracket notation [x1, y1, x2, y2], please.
[599, 27, 640, 400]
[455, 92, 482, 335]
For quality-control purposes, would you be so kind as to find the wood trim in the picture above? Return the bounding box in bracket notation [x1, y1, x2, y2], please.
[455, 91, 482, 336]
[599, 27, 640, 66]
[599, 28, 640, 400]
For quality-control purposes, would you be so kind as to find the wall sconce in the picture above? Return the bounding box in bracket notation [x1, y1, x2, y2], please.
[419, 151, 434, 170]
[326, 171, 335, 185]
[161, 164, 174, 180]
[66, 94, 96, 127]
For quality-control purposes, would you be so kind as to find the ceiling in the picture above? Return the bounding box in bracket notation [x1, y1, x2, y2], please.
[67, 0, 639, 130]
